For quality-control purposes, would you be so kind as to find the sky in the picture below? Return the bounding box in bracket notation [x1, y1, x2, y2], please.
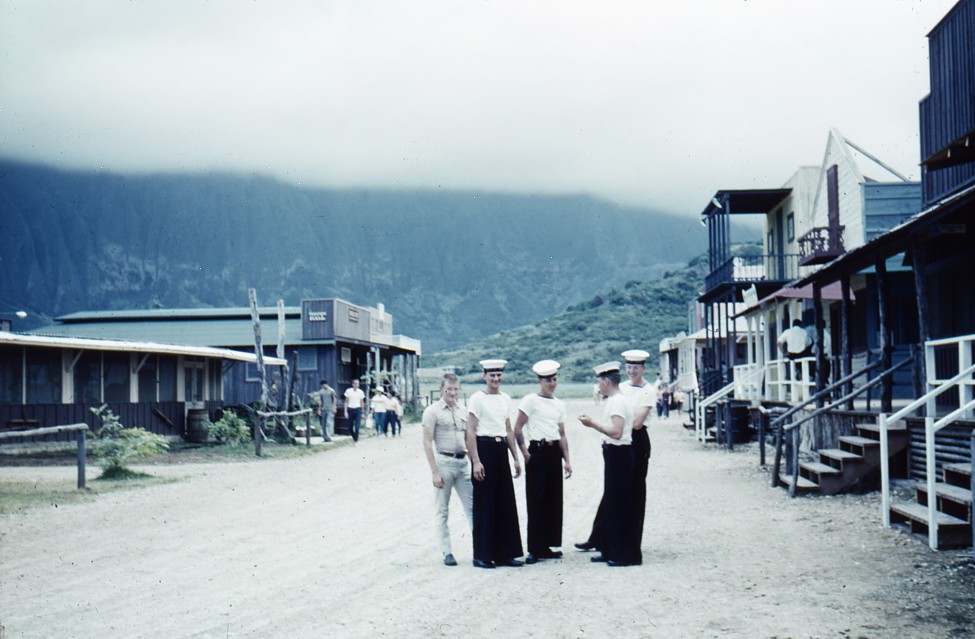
[0, 0, 961, 216]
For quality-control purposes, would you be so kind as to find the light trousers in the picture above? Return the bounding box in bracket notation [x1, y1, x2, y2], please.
[433, 454, 474, 556]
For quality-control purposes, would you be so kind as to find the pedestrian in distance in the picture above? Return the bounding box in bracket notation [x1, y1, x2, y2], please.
[316, 379, 337, 442]
[386, 391, 402, 437]
[513, 359, 572, 564]
[343, 379, 366, 444]
[372, 387, 388, 436]
[421, 373, 474, 567]
[466, 358, 524, 569]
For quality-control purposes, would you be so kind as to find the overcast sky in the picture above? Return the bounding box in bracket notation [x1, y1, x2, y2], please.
[0, 0, 960, 215]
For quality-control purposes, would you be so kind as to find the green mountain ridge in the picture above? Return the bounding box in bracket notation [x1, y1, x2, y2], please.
[424, 253, 710, 381]
[0, 159, 705, 351]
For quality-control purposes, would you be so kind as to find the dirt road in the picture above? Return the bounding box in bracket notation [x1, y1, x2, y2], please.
[1, 399, 972, 638]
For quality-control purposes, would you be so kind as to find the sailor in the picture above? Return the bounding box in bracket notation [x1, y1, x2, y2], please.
[421, 372, 473, 567]
[513, 359, 572, 564]
[577, 361, 640, 566]
[465, 358, 525, 568]
[576, 349, 651, 561]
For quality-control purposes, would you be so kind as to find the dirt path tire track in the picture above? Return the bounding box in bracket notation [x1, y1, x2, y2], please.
[1, 398, 972, 638]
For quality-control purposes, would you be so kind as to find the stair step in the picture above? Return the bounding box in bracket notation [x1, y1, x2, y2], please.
[855, 421, 906, 434]
[800, 461, 841, 476]
[778, 473, 819, 491]
[819, 448, 862, 463]
[916, 482, 973, 507]
[944, 463, 972, 478]
[839, 435, 880, 449]
[889, 501, 969, 527]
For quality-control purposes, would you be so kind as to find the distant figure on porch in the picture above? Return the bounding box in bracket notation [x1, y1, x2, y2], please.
[778, 320, 812, 359]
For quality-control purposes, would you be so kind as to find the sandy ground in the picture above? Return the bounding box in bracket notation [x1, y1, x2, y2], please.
[1, 398, 973, 639]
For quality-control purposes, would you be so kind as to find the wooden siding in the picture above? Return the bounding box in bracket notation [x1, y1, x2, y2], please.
[862, 182, 922, 241]
[0, 401, 210, 443]
[813, 136, 866, 248]
[920, 0, 975, 204]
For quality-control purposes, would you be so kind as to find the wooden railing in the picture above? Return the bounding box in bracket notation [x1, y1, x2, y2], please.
[0, 423, 89, 488]
[879, 334, 975, 549]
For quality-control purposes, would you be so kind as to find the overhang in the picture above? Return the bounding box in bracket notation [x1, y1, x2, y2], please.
[1, 331, 288, 366]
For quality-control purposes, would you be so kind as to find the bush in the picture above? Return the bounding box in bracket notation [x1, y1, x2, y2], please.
[207, 411, 251, 446]
[90, 405, 169, 477]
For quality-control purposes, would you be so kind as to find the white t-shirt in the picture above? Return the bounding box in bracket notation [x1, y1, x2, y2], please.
[620, 380, 654, 427]
[468, 390, 512, 438]
[372, 394, 388, 413]
[344, 387, 365, 409]
[518, 393, 565, 442]
[602, 393, 633, 446]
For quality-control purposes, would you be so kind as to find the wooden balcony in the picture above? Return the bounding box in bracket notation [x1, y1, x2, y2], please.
[798, 226, 845, 266]
[703, 253, 799, 299]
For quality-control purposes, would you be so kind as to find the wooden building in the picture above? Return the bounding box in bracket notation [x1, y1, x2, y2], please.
[31, 298, 422, 435]
[0, 331, 285, 442]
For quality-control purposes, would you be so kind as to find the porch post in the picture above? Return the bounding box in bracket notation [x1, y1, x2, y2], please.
[813, 282, 825, 408]
[876, 259, 892, 413]
[841, 276, 854, 410]
[911, 239, 930, 389]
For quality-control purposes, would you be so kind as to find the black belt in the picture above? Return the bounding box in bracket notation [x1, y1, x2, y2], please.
[529, 439, 560, 448]
[477, 436, 505, 443]
[438, 450, 467, 459]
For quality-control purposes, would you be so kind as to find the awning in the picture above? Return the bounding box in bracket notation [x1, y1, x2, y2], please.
[737, 282, 853, 316]
[0, 331, 288, 366]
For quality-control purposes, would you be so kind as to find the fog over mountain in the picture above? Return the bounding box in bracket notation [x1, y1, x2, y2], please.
[0, 160, 704, 351]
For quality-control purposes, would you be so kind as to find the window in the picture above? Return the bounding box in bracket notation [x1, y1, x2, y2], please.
[138, 356, 158, 401]
[296, 347, 318, 371]
[158, 357, 177, 401]
[26, 349, 61, 404]
[75, 352, 101, 404]
[0, 346, 23, 404]
[208, 361, 222, 401]
[246, 362, 260, 381]
[787, 213, 795, 242]
[103, 353, 130, 403]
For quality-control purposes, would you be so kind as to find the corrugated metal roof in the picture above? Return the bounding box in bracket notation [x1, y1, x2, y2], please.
[1, 331, 287, 365]
[29, 318, 314, 349]
[57, 307, 303, 322]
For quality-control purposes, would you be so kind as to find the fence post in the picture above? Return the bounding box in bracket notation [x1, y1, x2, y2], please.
[77, 429, 87, 490]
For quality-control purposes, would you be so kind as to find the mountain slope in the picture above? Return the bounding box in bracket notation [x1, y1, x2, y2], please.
[0, 160, 704, 350]
[423, 253, 710, 380]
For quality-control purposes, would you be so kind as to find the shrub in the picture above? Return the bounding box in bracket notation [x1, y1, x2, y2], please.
[90, 405, 169, 478]
[207, 411, 251, 446]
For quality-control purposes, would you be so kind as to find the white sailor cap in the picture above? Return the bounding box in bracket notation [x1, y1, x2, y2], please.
[593, 361, 621, 376]
[621, 349, 650, 364]
[531, 360, 561, 377]
[479, 359, 508, 372]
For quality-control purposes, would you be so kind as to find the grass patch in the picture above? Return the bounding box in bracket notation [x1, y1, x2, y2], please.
[96, 467, 155, 480]
[0, 475, 174, 515]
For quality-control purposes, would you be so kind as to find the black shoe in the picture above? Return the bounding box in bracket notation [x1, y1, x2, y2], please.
[525, 554, 539, 564]
[497, 558, 524, 567]
[472, 559, 496, 569]
[590, 555, 608, 563]
[574, 541, 596, 551]
[607, 559, 639, 567]
[538, 548, 563, 559]
[443, 553, 457, 567]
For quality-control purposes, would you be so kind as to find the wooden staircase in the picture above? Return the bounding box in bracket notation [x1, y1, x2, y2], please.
[889, 463, 973, 549]
[778, 421, 909, 495]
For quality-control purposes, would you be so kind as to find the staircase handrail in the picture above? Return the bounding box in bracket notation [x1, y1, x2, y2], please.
[694, 366, 764, 443]
[879, 358, 975, 550]
[771, 356, 912, 495]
